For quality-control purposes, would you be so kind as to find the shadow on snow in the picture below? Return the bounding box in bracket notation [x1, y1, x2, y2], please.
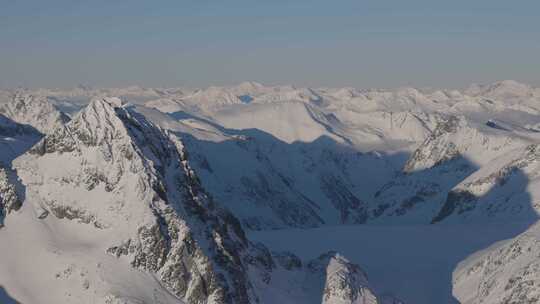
[167, 110, 538, 304]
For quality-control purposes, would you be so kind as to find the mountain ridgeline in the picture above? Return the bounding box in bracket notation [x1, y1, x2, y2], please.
[1, 81, 540, 304]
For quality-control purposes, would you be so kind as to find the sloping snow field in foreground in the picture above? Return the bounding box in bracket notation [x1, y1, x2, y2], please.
[250, 221, 534, 304]
[0, 199, 183, 304]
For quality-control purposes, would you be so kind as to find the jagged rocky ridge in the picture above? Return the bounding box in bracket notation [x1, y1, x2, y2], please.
[0, 112, 42, 227]
[317, 252, 379, 304]
[5, 81, 540, 231]
[0, 93, 70, 134]
[453, 222, 540, 304]
[5, 97, 397, 303]
[18, 97, 257, 303]
[179, 129, 385, 230]
[2, 80, 540, 303]
[0, 167, 21, 227]
[433, 144, 540, 223]
[369, 113, 536, 224]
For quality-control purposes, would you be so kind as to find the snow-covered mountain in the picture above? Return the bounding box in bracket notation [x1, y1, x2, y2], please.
[0, 93, 70, 134]
[1, 80, 540, 303]
[0, 96, 400, 304]
[453, 222, 540, 304]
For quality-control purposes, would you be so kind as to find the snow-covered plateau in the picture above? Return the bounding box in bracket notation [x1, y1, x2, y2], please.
[1, 80, 540, 304]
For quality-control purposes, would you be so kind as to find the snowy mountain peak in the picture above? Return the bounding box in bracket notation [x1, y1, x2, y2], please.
[0, 93, 70, 134]
[101, 96, 125, 108]
[4, 80, 540, 304]
[466, 80, 533, 100]
[319, 252, 378, 304]
[403, 115, 463, 173]
[29, 97, 132, 155]
[5, 95, 412, 304]
[12, 98, 260, 303]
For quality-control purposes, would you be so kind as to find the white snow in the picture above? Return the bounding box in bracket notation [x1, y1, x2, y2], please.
[2, 80, 540, 304]
[0, 201, 183, 304]
[251, 221, 532, 304]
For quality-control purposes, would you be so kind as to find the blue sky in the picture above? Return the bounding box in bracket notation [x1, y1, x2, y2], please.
[1, 0, 539, 89]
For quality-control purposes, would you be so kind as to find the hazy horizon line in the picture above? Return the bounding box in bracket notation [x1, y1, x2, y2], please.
[1, 79, 538, 93]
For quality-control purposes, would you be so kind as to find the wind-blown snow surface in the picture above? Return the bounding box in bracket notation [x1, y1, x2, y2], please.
[2, 80, 540, 303]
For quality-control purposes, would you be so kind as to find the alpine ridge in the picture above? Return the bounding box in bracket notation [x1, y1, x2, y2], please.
[0, 96, 399, 304]
[1, 80, 540, 304]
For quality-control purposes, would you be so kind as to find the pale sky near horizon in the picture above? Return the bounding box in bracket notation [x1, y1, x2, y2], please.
[1, 0, 539, 89]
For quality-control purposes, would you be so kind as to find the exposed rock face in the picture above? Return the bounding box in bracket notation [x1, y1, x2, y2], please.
[0, 93, 70, 135]
[5, 81, 540, 303]
[404, 115, 466, 173]
[454, 223, 540, 304]
[9, 97, 404, 304]
[182, 130, 394, 230]
[403, 114, 522, 174]
[431, 190, 477, 223]
[0, 167, 21, 227]
[0, 113, 42, 166]
[433, 144, 540, 223]
[320, 174, 368, 224]
[366, 115, 476, 223]
[0, 113, 40, 227]
[313, 252, 379, 304]
[370, 112, 536, 224]
[0, 96, 68, 228]
[19, 97, 260, 303]
[370, 156, 476, 224]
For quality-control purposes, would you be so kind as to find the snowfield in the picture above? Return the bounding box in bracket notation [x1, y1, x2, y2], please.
[251, 222, 534, 304]
[1, 80, 540, 303]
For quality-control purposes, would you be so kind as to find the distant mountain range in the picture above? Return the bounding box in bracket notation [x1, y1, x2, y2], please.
[2, 80, 540, 304]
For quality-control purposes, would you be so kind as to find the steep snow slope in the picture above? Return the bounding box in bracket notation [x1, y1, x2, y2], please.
[432, 144, 540, 224]
[320, 253, 379, 304]
[0, 98, 400, 304]
[453, 222, 540, 304]
[0, 94, 70, 134]
[0, 210, 184, 304]
[134, 103, 402, 230]
[369, 113, 539, 224]
[7, 97, 261, 303]
[252, 221, 531, 304]
[181, 131, 400, 229]
[0, 166, 21, 227]
[2, 80, 540, 303]
[145, 106, 402, 229]
[0, 114, 42, 165]
[212, 101, 343, 144]
[143, 84, 453, 151]
[13, 82, 540, 229]
[0, 96, 68, 227]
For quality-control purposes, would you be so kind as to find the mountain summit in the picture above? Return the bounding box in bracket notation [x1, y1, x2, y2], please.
[1, 81, 540, 304]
